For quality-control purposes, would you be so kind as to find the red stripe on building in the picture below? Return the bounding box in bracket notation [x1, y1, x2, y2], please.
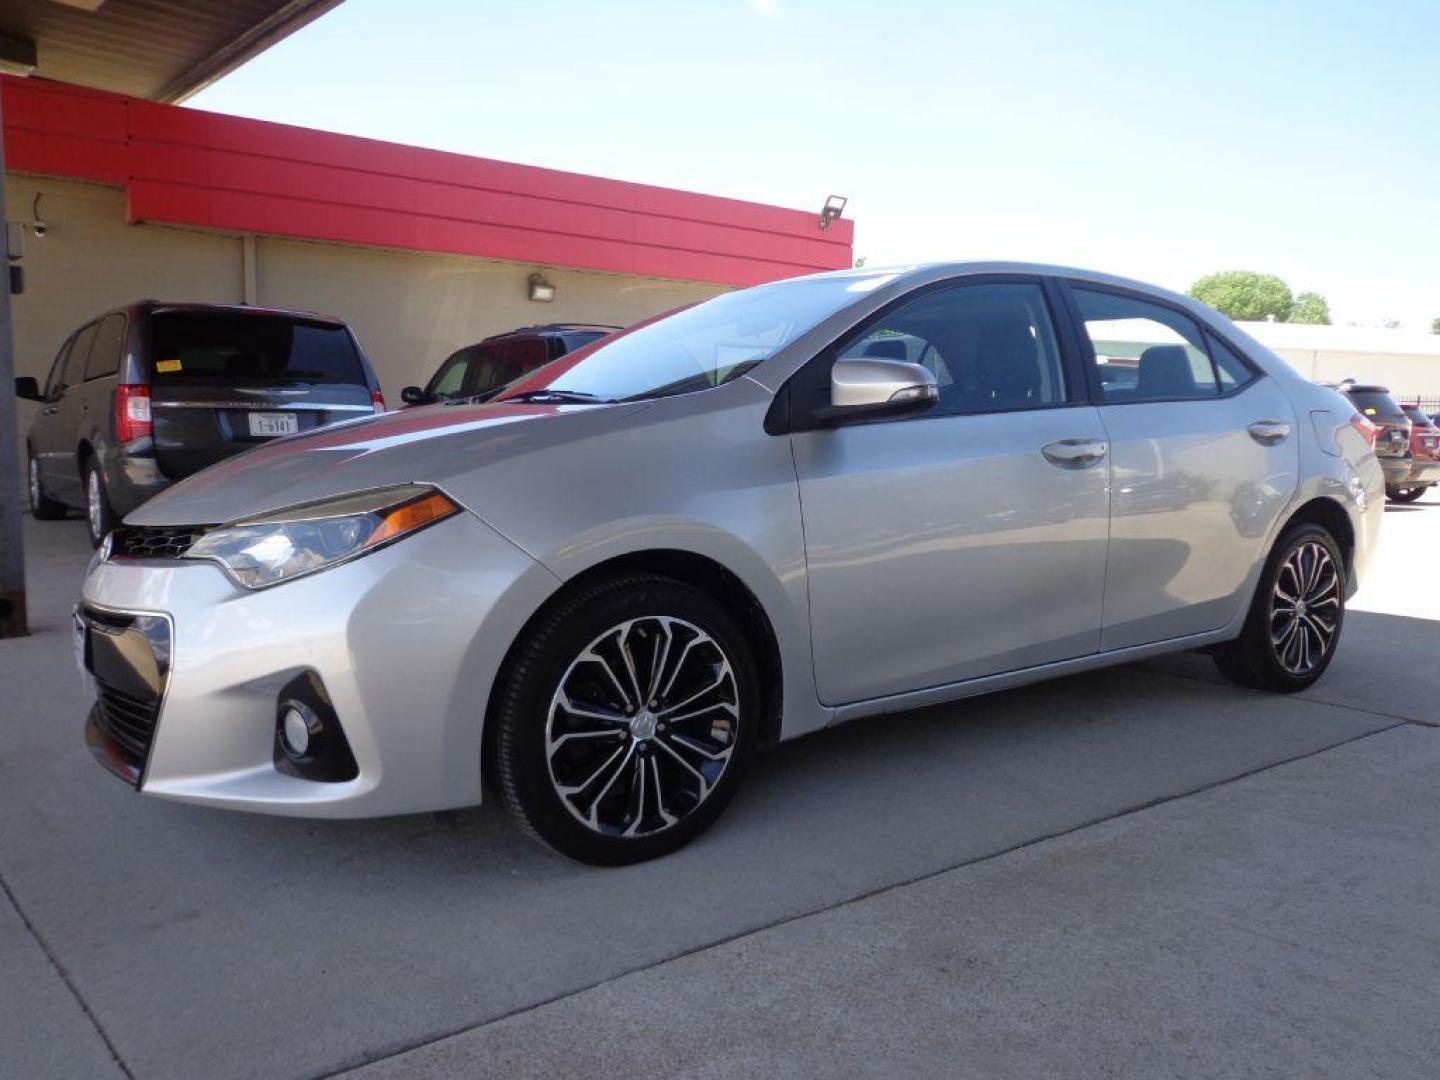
[1, 76, 853, 288]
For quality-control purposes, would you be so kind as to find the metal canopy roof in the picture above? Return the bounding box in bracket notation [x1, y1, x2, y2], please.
[0, 0, 343, 102]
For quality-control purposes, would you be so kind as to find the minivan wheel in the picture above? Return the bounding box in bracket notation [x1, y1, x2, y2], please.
[1213, 523, 1345, 693]
[27, 453, 67, 520]
[83, 459, 118, 547]
[492, 574, 759, 865]
[1385, 485, 1425, 503]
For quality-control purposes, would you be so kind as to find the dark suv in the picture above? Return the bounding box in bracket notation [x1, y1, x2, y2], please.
[16, 301, 384, 546]
[400, 323, 618, 406]
[1334, 383, 1412, 495]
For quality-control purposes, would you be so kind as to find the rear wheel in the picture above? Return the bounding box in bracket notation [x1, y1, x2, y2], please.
[1213, 522, 1345, 692]
[1385, 485, 1426, 503]
[83, 458, 118, 547]
[492, 574, 759, 865]
[27, 453, 67, 520]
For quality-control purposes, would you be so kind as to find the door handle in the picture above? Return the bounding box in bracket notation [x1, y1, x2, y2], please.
[1247, 419, 1291, 445]
[1042, 438, 1108, 469]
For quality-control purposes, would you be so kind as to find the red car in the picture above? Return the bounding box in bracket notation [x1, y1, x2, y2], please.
[1392, 403, 1440, 503]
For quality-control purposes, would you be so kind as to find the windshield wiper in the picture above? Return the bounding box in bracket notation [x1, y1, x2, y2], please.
[498, 389, 617, 404]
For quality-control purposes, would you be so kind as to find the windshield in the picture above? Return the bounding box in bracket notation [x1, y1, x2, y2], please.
[151, 312, 365, 384]
[493, 272, 897, 403]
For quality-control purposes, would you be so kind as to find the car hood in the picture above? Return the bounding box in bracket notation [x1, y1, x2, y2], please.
[126, 400, 652, 525]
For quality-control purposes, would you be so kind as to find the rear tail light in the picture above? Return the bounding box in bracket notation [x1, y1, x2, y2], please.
[1348, 413, 1379, 447]
[370, 389, 387, 412]
[115, 384, 152, 443]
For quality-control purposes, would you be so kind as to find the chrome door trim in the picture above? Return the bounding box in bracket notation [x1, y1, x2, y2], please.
[151, 401, 375, 413]
[830, 624, 1235, 724]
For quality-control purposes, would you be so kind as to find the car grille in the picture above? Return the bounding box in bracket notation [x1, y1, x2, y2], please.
[110, 524, 210, 560]
[79, 606, 171, 786]
[94, 682, 161, 769]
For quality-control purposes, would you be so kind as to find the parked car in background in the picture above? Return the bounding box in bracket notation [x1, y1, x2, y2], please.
[15, 302, 384, 546]
[400, 323, 619, 406]
[77, 262, 1382, 864]
[1390, 404, 1440, 502]
[1332, 383, 1412, 497]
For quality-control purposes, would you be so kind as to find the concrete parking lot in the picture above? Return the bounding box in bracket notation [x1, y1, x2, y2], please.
[2, 502, 1437, 1079]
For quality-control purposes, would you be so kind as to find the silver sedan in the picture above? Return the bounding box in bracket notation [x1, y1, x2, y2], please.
[77, 263, 1383, 863]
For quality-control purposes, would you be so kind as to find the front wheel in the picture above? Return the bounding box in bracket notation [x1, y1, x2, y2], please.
[1385, 485, 1426, 503]
[83, 459, 118, 548]
[491, 574, 759, 865]
[1213, 523, 1345, 692]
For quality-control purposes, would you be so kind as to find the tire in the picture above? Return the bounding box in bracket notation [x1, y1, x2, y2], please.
[82, 457, 118, 548]
[27, 452, 67, 520]
[1385, 485, 1425, 503]
[1212, 522, 1345, 693]
[492, 574, 760, 865]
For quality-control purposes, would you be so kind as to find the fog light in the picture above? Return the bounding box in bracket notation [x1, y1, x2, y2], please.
[280, 702, 316, 758]
[273, 672, 358, 782]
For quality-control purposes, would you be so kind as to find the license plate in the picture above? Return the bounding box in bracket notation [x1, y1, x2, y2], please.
[248, 412, 299, 437]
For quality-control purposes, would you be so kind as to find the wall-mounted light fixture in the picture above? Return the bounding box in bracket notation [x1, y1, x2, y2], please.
[31, 193, 46, 238]
[0, 33, 37, 77]
[819, 194, 848, 230]
[527, 272, 556, 303]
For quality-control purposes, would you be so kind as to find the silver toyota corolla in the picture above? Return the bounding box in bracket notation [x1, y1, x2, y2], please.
[77, 263, 1383, 863]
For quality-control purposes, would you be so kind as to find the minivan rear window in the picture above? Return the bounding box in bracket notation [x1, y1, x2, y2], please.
[150, 312, 365, 384]
[1347, 388, 1406, 422]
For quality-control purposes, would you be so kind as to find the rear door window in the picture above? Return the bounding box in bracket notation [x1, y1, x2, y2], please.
[1071, 289, 1218, 402]
[150, 312, 365, 385]
[85, 314, 127, 381]
[62, 322, 100, 394]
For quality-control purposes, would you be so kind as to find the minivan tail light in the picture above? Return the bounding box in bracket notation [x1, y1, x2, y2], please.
[1349, 412, 1379, 447]
[116, 385, 152, 443]
[370, 389, 386, 412]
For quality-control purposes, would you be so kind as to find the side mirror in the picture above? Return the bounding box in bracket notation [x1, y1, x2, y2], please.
[816, 358, 938, 426]
[400, 386, 425, 406]
[14, 376, 41, 401]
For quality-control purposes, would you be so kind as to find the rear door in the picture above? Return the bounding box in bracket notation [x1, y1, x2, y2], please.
[1062, 284, 1299, 650]
[146, 309, 376, 479]
[42, 322, 99, 502]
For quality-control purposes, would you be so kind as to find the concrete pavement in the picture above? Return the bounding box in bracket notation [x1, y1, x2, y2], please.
[1, 500, 1437, 1079]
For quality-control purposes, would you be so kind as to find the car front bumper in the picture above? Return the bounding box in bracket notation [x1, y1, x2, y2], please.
[79, 510, 557, 818]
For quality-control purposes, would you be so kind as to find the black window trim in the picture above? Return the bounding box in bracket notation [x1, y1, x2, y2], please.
[771, 273, 1091, 434]
[1054, 278, 1263, 406]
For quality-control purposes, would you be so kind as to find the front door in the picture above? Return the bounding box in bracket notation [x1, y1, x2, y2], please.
[790, 279, 1112, 705]
[1065, 284, 1300, 649]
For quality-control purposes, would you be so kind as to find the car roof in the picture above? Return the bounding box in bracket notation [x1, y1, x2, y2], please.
[484, 323, 621, 340]
[125, 300, 348, 326]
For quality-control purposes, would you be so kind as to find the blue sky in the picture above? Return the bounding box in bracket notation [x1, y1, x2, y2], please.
[190, 0, 1439, 329]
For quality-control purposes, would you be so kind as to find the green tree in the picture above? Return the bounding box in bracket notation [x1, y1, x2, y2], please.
[1189, 271, 1294, 322]
[1288, 291, 1331, 325]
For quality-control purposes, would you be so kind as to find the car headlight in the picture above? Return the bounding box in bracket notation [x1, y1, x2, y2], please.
[183, 484, 461, 589]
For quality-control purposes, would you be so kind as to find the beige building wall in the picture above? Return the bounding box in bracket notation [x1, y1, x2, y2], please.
[9, 174, 729, 466]
[253, 237, 726, 401]
[1236, 322, 1440, 400]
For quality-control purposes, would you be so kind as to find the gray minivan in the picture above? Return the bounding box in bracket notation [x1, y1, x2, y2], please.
[16, 302, 384, 546]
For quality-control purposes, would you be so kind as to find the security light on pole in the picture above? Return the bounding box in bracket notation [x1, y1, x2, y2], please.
[819, 195, 848, 230]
